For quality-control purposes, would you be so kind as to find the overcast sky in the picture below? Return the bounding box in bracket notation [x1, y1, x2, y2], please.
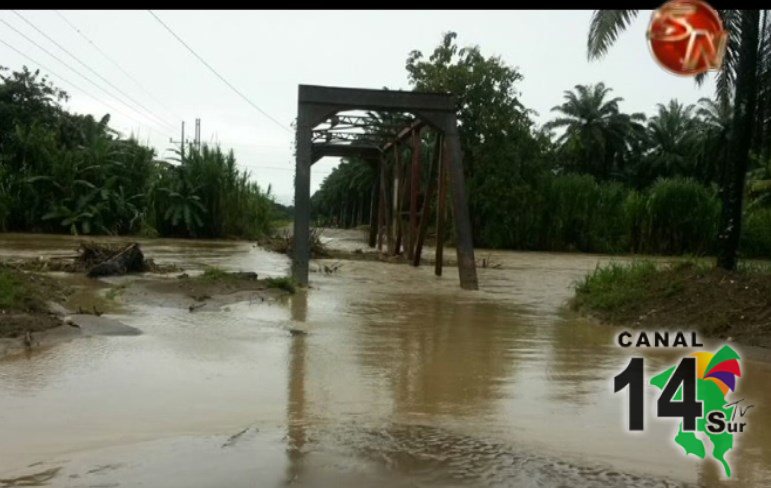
[1, 10, 716, 205]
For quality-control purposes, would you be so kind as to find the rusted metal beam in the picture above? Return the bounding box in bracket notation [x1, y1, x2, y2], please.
[413, 134, 441, 267]
[393, 144, 405, 255]
[381, 154, 393, 254]
[368, 163, 379, 248]
[407, 128, 422, 261]
[381, 119, 425, 152]
[377, 154, 387, 251]
[435, 137, 448, 277]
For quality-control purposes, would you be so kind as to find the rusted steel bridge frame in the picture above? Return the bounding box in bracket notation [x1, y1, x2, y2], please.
[293, 84, 478, 290]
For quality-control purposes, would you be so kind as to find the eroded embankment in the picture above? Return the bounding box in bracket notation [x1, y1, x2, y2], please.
[0, 242, 294, 357]
[571, 260, 771, 348]
[0, 264, 70, 338]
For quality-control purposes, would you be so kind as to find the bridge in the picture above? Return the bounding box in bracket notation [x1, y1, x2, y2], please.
[292, 84, 478, 290]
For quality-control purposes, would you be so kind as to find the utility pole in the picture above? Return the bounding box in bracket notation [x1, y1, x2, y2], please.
[169, 121, 188, 160]
[194, 118, 201, 149]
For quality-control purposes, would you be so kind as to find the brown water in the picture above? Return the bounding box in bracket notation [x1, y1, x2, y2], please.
[0, 231, 769, 488]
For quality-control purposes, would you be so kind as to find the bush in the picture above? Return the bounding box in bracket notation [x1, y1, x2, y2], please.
[264, 276, 297, 293]
[535, 174, 629, 253]
[573, 260, 659, 312]
[469, 174, 725, 256]
[741, 207, 771, 258]
[641, 177, 720, 255]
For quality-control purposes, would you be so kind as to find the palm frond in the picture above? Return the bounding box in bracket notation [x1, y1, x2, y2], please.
[714, 9, 742, 104]
[587, 10, 639, 60]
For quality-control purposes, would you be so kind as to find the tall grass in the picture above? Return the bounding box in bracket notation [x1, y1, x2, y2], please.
[741, 207, 771, 258]
[573, 260, 659, 312]
[640, 177, 720, 255]
[151, 145, 276, 239]
[482, 174, 724, 256]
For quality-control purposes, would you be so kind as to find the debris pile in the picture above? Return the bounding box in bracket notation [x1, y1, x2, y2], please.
[6, 241, 177, 276]
[84, 242, 146, 277]
[257, 228, 331, 258]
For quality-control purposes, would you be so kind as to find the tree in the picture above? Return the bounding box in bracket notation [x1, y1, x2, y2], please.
[695, 96, 733, 186]
[545, 83, 646, 181]
[311, 158, 375, 228]
[587, 10, 768, 269]
[0, 66, 275, 239]
[644, 100, 701, 183]
[405, 32, 549, 244]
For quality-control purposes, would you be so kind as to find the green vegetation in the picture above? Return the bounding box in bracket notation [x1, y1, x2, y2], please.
[0, 67, 277, 239]
[0, 266, 27, 310]
[573, 260, 665, 314]
[312, 30, 771, 260]
[264, 276, 296, 293]
[194, 265, 296, 293]
[587, 10, 771, 269]
[0, 264, 68, 312]
[572, 259, 771, 346]
[0, 264, 72, 338]
[199, 266, 231, 282]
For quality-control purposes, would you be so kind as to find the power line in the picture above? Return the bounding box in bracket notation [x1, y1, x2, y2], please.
[11, 10, 176, 132]
[147, 10, 291, 134]
[0, 36, 167, 139]
[0, 16, 171, 135]
[53, 10, 183, 124]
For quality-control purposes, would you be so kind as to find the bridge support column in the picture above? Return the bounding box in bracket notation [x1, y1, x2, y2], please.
[292, 111, 313, 287]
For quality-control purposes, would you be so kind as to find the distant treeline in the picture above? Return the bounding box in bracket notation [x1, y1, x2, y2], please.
[0, 67, 277, 239]
[312, 33, 771, 259]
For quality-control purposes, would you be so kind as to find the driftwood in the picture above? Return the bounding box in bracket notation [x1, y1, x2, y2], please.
[86, 243, 146, 278]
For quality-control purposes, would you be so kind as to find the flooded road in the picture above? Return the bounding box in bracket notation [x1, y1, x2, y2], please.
[0, 231, 769, 487]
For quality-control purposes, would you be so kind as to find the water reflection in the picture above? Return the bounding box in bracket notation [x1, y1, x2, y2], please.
[285, 291, 308, 485]
[351, 295, 521, 419]
[543, 316, 621, 405]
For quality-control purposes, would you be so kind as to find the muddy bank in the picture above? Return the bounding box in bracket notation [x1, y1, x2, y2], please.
[0, 263, 141, 357]
[571, 261, 771, 348]
[0, 264, 72, 339]
[0, 314, 142, 358]
[0, 242, 165, 356]
[130, 269, 294, 312]
[0, 240, 292, 358]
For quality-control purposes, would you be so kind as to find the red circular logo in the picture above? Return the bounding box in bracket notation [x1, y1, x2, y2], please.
[647, 0, 728, 76]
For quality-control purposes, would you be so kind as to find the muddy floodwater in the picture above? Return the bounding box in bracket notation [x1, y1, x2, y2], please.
[0, 231, 769, 487]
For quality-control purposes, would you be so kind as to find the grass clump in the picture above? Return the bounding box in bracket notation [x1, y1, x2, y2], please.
[200, 266, 231, 282]
[573, 260, 659, 313]
[189, 266, 296, 294]
[264, 276, 296, 294]
[0, 264, 71, 314]
[0, 266, 28, 310]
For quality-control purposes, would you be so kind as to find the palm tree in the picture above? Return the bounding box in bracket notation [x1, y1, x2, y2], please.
[587, 9, 768, 269]
[545, 82, 646, 180]
[695, 96, 733, 185]
[645, 100, 701, 181]
[756, 11, 771, 164]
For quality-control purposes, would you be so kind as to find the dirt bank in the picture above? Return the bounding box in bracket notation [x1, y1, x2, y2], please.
[128, 269, 295, 312]
[0, 264, 72, 338]
[571, 261, 771, 348]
